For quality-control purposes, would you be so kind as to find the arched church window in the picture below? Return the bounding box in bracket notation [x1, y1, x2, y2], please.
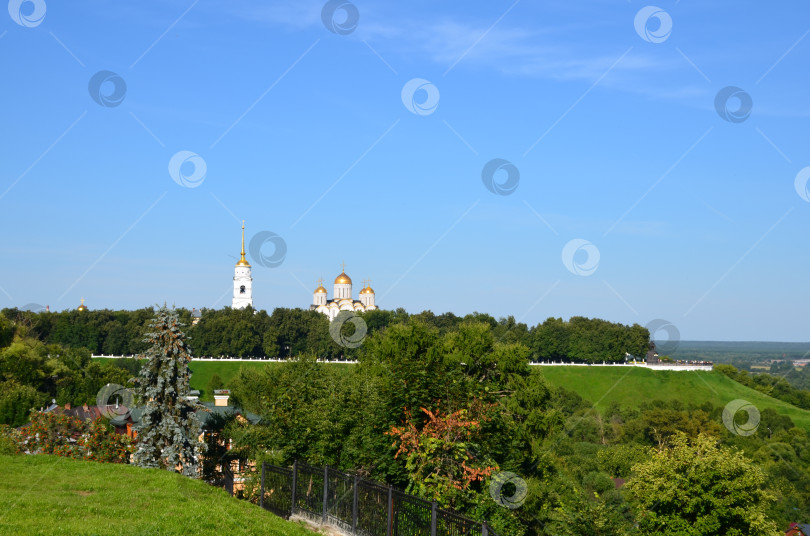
[240, 285, 246, 294]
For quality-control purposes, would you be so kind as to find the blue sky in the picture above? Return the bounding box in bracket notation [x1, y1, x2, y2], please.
[1, 1, 809, 341]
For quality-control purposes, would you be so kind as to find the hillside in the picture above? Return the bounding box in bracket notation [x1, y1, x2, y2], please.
[538, 366, 810, 429]
[0, 455, 314, 536]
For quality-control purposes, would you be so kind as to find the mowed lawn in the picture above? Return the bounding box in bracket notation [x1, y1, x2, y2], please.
[538, 366, 810, 430]
[187, 361, 355, 400]
[188, 361, 284, 400]
[0, 455, 314, 536]
[93, 358, 355, 400]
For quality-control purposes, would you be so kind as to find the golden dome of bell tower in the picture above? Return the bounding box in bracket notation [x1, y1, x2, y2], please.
[236, 221, 250, 267]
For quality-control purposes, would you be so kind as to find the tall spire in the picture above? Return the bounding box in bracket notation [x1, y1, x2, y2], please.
[236, 220, 250, 266]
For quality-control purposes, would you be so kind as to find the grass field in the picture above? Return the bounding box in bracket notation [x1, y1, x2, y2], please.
[537, 366, 810, 429]
[0, 455, 313, 536]
[93, 358, 355, 400]
[188, 361, 283, 400]
[186, 361, 355, 400]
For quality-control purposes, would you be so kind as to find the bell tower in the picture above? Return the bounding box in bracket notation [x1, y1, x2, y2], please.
[232, 221, 253, 309]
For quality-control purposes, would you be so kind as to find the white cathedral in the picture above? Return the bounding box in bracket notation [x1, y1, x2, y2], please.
[231, 223, 377, 318]
[311, 264, 377, 321]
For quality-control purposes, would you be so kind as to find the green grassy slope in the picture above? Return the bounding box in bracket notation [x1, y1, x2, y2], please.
[537, 366, 810, 429]
[188, 361, 283, 400]
[186, 361, 354, 400]
[0, 455, 313, 536]
[94, 358, 282, 400]
[93, 359, 354, 400]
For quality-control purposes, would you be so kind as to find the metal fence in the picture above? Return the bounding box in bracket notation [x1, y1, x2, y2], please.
[254, 460, 497, 536]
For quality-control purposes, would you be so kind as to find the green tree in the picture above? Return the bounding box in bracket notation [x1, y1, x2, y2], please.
[546, 488, 634, 536]
[0, 381, 45, 426]
[207, 374, 224, 394]
[386, 403, 498, 509]
[0, 339, 48, 389]
[0, 313, 13, 349]
[626, 433, 780, 535]
[131, 306, 205, 476]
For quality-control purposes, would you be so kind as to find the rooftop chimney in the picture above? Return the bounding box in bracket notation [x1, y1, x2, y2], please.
[213, 390, 230, 407]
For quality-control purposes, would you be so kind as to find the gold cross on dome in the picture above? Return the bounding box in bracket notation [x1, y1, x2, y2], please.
[317, 277, 324, 287]
[341, 260, 346, 273]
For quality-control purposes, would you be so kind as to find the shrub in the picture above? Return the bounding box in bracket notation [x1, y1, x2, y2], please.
[16, 411, 132, 463]
[0, 424, 21, 455]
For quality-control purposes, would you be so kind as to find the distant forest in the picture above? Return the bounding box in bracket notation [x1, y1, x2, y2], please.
[1, 306, 650, 363]
[673, 341, 810, 369]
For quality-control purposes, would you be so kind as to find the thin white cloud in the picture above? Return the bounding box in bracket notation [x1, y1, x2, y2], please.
[221, 4, 807, 116]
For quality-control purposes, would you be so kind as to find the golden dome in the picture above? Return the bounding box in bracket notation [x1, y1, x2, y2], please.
[315, 286, 327, 294]
[77, 297, 88, 311]
[335, 272, 352, 285]
[360, 286, 375, 295]
[236, 221, 250, 267]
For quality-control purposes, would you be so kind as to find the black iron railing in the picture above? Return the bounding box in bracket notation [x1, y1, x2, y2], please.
[252, 460, 497, 536]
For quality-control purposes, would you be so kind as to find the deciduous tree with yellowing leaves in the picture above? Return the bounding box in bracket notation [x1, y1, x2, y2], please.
[387, 401, 499, 509]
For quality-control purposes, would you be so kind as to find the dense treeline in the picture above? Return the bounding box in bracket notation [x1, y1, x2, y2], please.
[1, 307, 650, 362]
[673, 341, 810, 370]
[0, 314, 136, 427]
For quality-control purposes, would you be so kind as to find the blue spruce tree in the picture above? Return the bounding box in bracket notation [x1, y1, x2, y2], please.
[132, 305, 205, 476]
